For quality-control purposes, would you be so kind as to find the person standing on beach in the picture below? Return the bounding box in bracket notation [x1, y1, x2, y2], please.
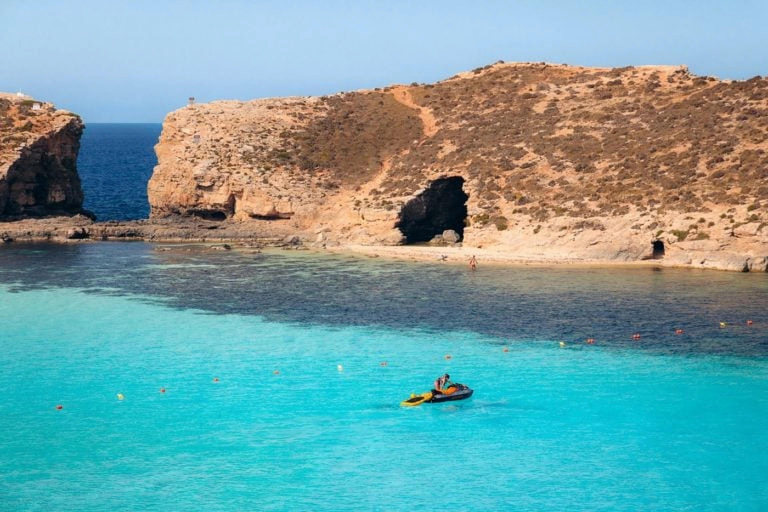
[469, 255, 477, 270]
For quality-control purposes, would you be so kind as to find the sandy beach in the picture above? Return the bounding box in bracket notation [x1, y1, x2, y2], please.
[324, 242, 666, 269]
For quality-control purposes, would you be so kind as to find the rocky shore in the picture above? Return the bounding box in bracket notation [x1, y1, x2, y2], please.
[0, 215, 765, 272]
[0, 216, 288, 244]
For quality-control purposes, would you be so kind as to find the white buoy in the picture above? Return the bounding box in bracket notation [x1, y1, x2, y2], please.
[337, 364, 344, 372]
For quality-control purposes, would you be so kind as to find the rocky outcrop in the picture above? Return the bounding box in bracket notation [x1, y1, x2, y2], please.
[0, 93, 85, 218]
[0, 216, 302, 245]
[146, 63, 766, 270]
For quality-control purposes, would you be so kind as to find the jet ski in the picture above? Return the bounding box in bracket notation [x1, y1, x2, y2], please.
[430, 383, 473, 403]
[401, 383, 473, 406]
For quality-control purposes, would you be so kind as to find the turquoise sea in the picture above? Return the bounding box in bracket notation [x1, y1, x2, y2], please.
[1, 242, 767, 511]
[2, 124, 768, 510]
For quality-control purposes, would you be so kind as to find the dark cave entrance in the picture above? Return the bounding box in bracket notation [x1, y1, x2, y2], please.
[395, 176, 468, 243]
[189, 209, 228, 221]
[187, 194, 236, 221]
[652, 240, 665, 259]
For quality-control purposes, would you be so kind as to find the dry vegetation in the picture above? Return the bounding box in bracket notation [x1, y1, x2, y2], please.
[388, 63, 768, 222]
[244, 62, 767, 225]
[293, 92, 422, 186]
[153, 62, 768, 237]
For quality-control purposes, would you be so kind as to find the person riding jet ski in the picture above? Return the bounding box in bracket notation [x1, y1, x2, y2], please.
[433, 373, 452, 392]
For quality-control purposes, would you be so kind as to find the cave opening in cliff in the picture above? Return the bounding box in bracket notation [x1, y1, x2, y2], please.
[652, 240, 665, 259]
[188, 209, 228, 221]
[187, 194, 235, 221]
[396, 176, 468, 243]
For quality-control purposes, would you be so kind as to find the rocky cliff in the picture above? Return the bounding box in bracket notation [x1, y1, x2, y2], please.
[148, 62, 768, 270]
[0, 93, 84, 218]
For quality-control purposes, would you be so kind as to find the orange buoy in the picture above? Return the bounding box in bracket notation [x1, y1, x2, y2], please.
[503, 347, 509, 352]
[445, 354, 452, 360]
[586, 338, 595, 344]
[675, 329, 684, 335]
[380, 361, 388, 366]
[212, 377, 219, 383]
[747, 320, 754, 326]
[55, 404, 63, 410]
[632, 333, 641, 340]
[273, 370, 280, 375]
[160, 388, 166, 393]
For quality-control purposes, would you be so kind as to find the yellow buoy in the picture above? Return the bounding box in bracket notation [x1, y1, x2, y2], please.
[719, 322, 727, 328]
[559, 341, 566, 348]
[117, 393, 124, 400]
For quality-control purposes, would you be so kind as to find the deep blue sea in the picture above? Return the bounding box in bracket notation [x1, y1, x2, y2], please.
[1, 125, 767, 511]
[78, 123, 161, 221]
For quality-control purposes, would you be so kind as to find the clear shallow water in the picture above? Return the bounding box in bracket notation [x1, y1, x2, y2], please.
[1, 243, 767, 511]
[77, 123, 161, 221]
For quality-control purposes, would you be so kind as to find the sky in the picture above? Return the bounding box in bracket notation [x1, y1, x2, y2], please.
[2, 0, 767, 123]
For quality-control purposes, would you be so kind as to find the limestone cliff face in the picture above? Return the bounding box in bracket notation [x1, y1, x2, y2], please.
[148, 93, 421, 244]
[149, 63, 768, 270]
[0, 94, 84, 218]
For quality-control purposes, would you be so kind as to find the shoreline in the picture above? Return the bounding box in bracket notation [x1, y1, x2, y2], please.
[1, 216, 766, 273]
[324, 243, 666, 269]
